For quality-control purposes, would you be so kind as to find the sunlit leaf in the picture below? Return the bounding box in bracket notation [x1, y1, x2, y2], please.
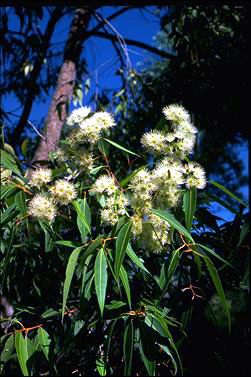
[62, 247, 82, 321]
[37, 327, 51, 361]
[183, 187, 197, 233]
[103, 138, 140, 157]
[152, 209, 194, 243]
[94, 247, 107, 317]
[126, 243, 150, 275]
[120, 265, 131, 309]
[15, 332, 29, 376]
[115, 221, 132, 280]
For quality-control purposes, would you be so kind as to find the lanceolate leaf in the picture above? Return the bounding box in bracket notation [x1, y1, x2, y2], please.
[206, 192, 241, 217]
[204, 256, 231, 332]
[120, 166, 146, 187]
[94, 247, 108, 317]
[37, 327, 51, 361]
[54, 240, 82, 248]
[183, 187, 197, 233]
[167, 249, 181, 282]
[193, 250, 231, 332]
[15, 190, 27, 215]
[120, 265, 131, 309]
[237, 221, 249, 247]
[126, 243, 150, 275]
[209, 179, 248, 207]
[1, 149, 20, 175]
[195, 243, 233, 267]
[115, 221, 132, 280]
[103, 138, 140, 157]
[73, 198, 91, 242]
[139, 339, 156, 376]
[62, 247, 82, 321]
[152, 209, 194, 243]
[15, 332, 29, 376]
[123, 319, 134, 376]
[0, 334, 15, 364]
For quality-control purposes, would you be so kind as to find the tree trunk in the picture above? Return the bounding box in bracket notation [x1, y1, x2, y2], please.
[32, 7, 91, 163]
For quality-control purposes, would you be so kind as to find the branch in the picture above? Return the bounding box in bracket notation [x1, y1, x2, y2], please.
[88, 6, 134, 34]
[85, 30, 177, 59]
[11, 7, 63, 146]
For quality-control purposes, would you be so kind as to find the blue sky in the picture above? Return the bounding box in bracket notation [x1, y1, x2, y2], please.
[3, 6, 249, 222]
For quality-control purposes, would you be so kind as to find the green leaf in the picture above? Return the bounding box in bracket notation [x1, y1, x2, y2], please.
[139, 338, 156, 376]
[155, 263, 166, 290]
[103, 138, 140, 157]
[62, 247, 81, 321]
[208, 179, 248, 207]
[123, 319, 134, 376]
[0, 334, 15, 365]
[105, 300, 127, 310]
[15, 332, 29, 376]
[0, 149, 20, 175]
[0, 202, 18, 226]
[126, 243, 150, 275]
[21, 139, 29, 157]
[96, 358, 106, 376]
[238, 221, 249, 247]
[152, 209, 194, 243]
[37, 328, 51, 361]
[74, 320, 85, 336]
[115, 221, 132, 280]
[81, 254, 94, 296]
[54, 240, 82, 248]
[15, 191, 27, 215]
[120, 265, 131, 309]
[195, 243, 233, 267]
[183, 187, 197, 233]
[38, 219, 54, 253]
[94, 247, 108, 317]
[146, 312, 182, 373]
[73, 198, 91, 242]
[85, 78, 91, 96]
[0, 184, 17, 200]
[167, 249, 181, 282]
[41, 308, 59, 319]
[206, 192, 242, 217]
[120, 166, 146, 187]
[159, 345, 178, 375]
[90, 166, 106, 175]
[195, 251, 231, 332]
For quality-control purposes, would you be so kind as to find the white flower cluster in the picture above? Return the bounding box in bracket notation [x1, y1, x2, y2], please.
[90, 174, 117, 195]
[183, 162, 206, 189]
[29, 168, 52, 188]
[28, 194, 57, 222]
[66, 107, 116, 145]
[66, 106, 92, 127]
[141, 104, 197, 158]
[28, 170, 77, 222]
[90, 174, 128, 226]
[101, 192, 128, 226]
[0, 168, 12, 185]
[49, 179, 77, 205]
[127, 105, 206, 252]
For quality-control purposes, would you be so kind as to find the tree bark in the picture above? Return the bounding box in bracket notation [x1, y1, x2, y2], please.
[32, 7, 91, 163]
